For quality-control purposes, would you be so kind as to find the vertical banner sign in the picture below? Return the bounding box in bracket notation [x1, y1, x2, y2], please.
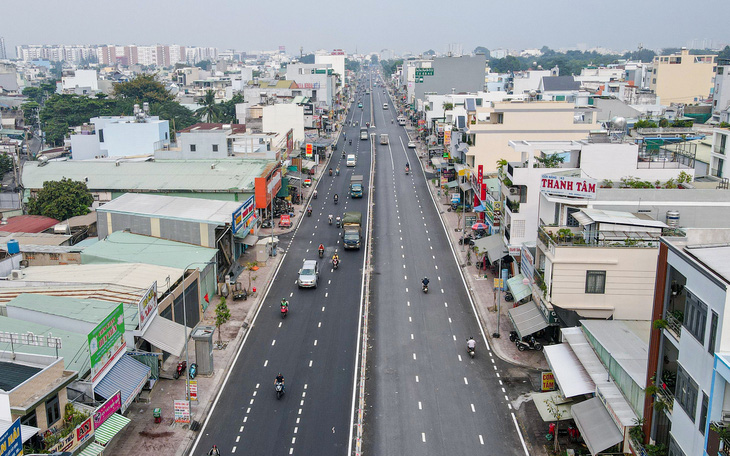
[137, 282, 158, 333]
[305, 143, 313, 159]
[174, 400, 191, 423]
[88, 303, 126, 385]
[0, 418, 22, 456]
[232, 195, 255, 234]
[542, 372, 555, 391]
[189, 380, 198, 401]
[93, 391, 122, 428]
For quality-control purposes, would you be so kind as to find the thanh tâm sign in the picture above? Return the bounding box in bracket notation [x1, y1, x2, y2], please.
[540, 175, 597, 199]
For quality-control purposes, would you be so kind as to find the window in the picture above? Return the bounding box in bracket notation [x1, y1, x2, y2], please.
[21, 410, 37, 428]
[675, 365, 698, 422]
[566, 207, 581, 227]
[699, 392, 709, 434]
[45, 394, 61, 427]
[668, 435, 686, 456]
[652, 78, 657, 84]
[98, 129, 104, 143]
[476, 99, 482, 106]
[719, 67, 725, 75]
[684, 290, 707, 343]
[709, 311, 719, 355]
[212, 144, 219, 152]
[190, 144, 196, 152]
[585, 271, 606, 294]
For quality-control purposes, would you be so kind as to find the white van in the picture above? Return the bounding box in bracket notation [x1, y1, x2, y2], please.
[346, 154, 357, 167]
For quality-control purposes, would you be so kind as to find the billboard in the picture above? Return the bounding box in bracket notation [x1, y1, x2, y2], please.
[540, 175, 597, 199]
[0, 418, 22, 456]
[232, 195, 255, 234]
[88, 303, 126, 385]
[93, 391, 121, 428]
[137, 282, 158, 333]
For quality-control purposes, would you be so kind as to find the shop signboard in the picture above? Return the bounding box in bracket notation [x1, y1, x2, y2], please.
[137, 282, 158, 333]
[88, 303, 126, 385]
[521, 245, 535, 283]
[75, 417, 94, 445]
[0, 418, 22, 456]
[540, 175, 597, 199]
[174, 400, 190, 423]
[94, 391, 121, 428]
[189, 380, 198, 401]
[493, 278, 504, 290]
[232, 195, 255, 235]
[542, 372, 555, 391]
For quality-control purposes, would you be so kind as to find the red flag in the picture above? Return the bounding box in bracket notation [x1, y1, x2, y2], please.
[204, 293, 210, 303]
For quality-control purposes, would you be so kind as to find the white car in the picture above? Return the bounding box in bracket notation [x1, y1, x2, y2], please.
[407, 141, 416, 148]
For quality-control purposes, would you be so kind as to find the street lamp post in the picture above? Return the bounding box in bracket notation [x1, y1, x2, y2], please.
[181, 260, 215, 419]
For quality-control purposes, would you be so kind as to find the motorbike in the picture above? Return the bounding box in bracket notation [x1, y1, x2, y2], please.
[329, 169, 333, 176]
[173, 360, 187, 379]
[336, 217, 341, 228]
[458, 235, 474, 246]
[318, 248, 324, 258]
[405, 166, 410, 175]
[510, 331, 543, 352]
[313, 191, 318, 199]
[275, 381, 285, 400]
[422, 283, 429, 293]
[281, 306, 288, 319]
[335, 168, 340, 176]
[329, 216, 333, 225]
[333, 258, 339, 270]
[466, 340, 476, 359]
[261, 219, 272, 229]
[349, 139, 352, 146]
[334, 197, 339, 205]
[504, 291, 514, 302]
[307, 208, 312, 217]
[189, 363, 198, 380]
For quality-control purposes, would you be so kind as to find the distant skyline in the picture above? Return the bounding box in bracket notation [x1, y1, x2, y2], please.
[3, 0, 729, 58]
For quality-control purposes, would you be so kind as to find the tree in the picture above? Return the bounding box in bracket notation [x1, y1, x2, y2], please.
[370, 54, 379, 64]
[196, 90, 220, 122]
[150, 101, 197, 139]
[27, 178, 94, 221]
[544, 396, 565, 453]
[22, 87, 45, 104]
[473, 47, 490, 58]
[345, 59, 361, 72]
[423, 49, 436, 56]
[21, 101, 40, 127]
[634, 119, 658, 129]
[623, 49, 657, 63]
[490, 55, 523, 73]
[112, 74, 173, 104]
[194, 60, 212, 71]
[442, 102, 454, 111]
[0, 154, 13, 180]
[718, 46, 730, 61]
[299, 54, 315, 64]
[214, 296, 231, 345]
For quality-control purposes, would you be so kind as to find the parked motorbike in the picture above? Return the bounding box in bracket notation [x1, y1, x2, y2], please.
[275, 381, 285, 399]
[261, 219, 272, 229]
[510, 332, 543, 352]
[189, 363, 198, 380]
[281, 306, 288, 319]
[173, 360, 187, 379]
[504, 291, 514, 302]
[458, 235, 474, 246]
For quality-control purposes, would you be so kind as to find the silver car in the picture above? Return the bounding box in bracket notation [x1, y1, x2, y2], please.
[297, 260, 319, 288]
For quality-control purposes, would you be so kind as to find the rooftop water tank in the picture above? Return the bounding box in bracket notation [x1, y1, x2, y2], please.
[7, 239, 19, 255]
[666, 210, 680, 227]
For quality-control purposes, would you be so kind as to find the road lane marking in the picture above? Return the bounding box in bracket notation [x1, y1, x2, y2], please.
[405, 288, 409, 292]
[438, 276, 441, 281]
[411, 334, 414, 339]
[309, 360, 313, 367]
[453, 335, 456, 341]
[318, 322, 321, 327]
[464, 377, 469, 385]
[252, 391, 257, 397]
[444, 302, 448, 307]
[264, 360, 268, 367]
[272, 340, 276, 346]
[416, 375, 419, 382]
[249, 398, 254, 405]
[458, 355, 462, 361]
[232, 446, 237, 453]
[422, 433, 426, 443]
[479, 435, 484, 445]
[409, 317, 412, 322]
[314, 340, 318, 346]
[246, 407, 251, 413]
[471, 404, 476, 412]
[407, 301, 410, 307]
[290, 292, 294, 297]
[435, 265, 438, 270]
[279, 322, 282, 327]
[322, 306, 325, 311]
[418, 401, 422, 410]
[239, 426, 243, 432]
[300, 400, 305, 406]
[413, 353, 417, 360]
[441, 289, 444, 294]
[325, 292, 328, 298]
[448, 318, 452, 323]
[243, 416, 248, 422]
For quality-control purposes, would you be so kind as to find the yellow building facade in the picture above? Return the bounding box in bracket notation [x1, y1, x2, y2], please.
[650, 48, 716, 104]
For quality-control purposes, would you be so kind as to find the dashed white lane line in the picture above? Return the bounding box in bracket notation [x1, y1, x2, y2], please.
[290, 292, 294, 297]
[272, 340, 276, 346]
[410, 334, 414, 339]
[264, 360, 268, 367]
[413, 353, 417, 360]
[325, 292, 328, 298]
[322, 306, 326, 311]
[444, 302, 448, 308]
[418, 401, 422, 410]
[232, 446, 237, 453]
[441, 289, 445, 294]
[452, 335, 456, 341]
[407, 301, 410, 307]
[415, 375, 419, 382]
[458, 354, 462, 361]
[314, 340, 318, 346]
[409, 317, 412, 322]
[239, 426, 244, 432]
[243, 416, 248, 422]
[448, 317, 452, 323]
[479, 435, 485, 445]
[309, 360, 313, 367]
[464, 377, 469, 385]
[318, 322, 322, 328]
[471, 403, 476, 413]
[405, 287, 409, 292]
[422, 433, 426, 443]
[278, 322, 282, 328]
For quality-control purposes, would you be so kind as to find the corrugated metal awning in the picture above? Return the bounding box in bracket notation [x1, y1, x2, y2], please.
[141, 315, 187, 357]
[459, 182, 471, 192]
[95, 413, 131, 445]
[0, 419, 39, 443]
[543, 343, 595, 398]
[571, 397, 624, 455]
[77, 442, 105, 456]
[95, 355, 150, 413]
[508, 300, 548, 338]
[532, 391, 574, 422]
[472, 235, 506, 264]
[506, 274, 532, 302]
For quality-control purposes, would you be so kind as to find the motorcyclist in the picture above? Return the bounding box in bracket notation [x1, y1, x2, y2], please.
[208, 445, 221, 456]
[467, 337, 476, 351]
[336, 167, 340, 176]
[281, 298, 289, 309]
[329, 168, 333, 176]
[307, 205, 312, 216]
[318, 243, 325, 255]
[313, 190, 318, 199]
[328, 214, 333, 225]
[275, 373, 285, 391]
[334, 193, 339, 204]
[336, 215, 341, 227]
[422, 277, 430, 288]
[332, 252, 339, 263]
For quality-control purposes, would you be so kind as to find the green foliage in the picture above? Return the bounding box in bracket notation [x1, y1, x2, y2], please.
[634, 119, 658, 129]
[299, 54, 315, 64]
[644, 443, 668, 456]
[677, 171, 692, 184]
[490, 55, 523, 73]
[720, 122, 730, 128]
[215, 93, 244, 124]
[27, 178, 94, 221]
[194, 60, 212, 71]
[653, 319, 668, 330]
[442, 102, 454, 111]
[658, 118, 670, 128]
[22, 87, 45, 104]
[671, 119, 694, 128]
[473, 47, 490, 58]
[623, 49, 657, 63]
[536, 154, 565, 168]
[370, 55, 379, 64]
[112, 74, 173, 104]
[196, 90, 219, 122]
[39, 94, 120, 145]
[621, 176, 654, 188]
[215, 296, 231, 343]
[21, 101, 40, 127]
[345, 59, 360, 73]
[423, 49, 436, 56]
[150, 101, 197, 139]
[601, 179, 613, 188]
[380, 59, 403, 78]
[0, 154, 13, 180]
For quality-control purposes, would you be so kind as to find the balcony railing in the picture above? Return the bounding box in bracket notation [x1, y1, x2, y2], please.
[656, 385, 674, 413]
[538, 225, 683, 251]
[506, 198, 520, 213]
[665, 312, 682, 339]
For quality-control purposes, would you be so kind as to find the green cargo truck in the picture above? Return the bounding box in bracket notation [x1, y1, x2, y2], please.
[350, 175, 364, 198]
[342, 211, 363, 250]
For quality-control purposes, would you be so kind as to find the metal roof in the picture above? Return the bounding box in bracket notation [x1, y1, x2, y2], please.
[0, 360, 42, 391]
[0, 215, 60, 233]
[541, 76, 580, 92]
[575, 208, 668, 229]
[96, 193, 244, 225]
[580, 320, 649, 388]
[0, 284, 146, 306]
[22, 159, 270, 192]
[2, 263, 182, 295]
[0, 316, 90, 375]
[81, 231, 217, 270]
[6, 294, 139, 329]
[684, 245, 730, 285]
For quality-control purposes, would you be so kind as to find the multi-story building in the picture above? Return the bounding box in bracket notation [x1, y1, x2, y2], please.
[314, 49, 346, 79]
[285, 63, 336, 107]
[642, 229, 730, 456]
[710, 128, 730, 178]
[711, 59, 730, 124]
[650, 48, 717, 104]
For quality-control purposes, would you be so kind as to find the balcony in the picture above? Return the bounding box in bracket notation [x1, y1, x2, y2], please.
[538, 225, 681, 253]
[506, 198, 520, 213]
[665, 311, 682, 340]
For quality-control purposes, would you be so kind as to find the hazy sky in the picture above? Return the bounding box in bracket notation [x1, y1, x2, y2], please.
[4, 0, 729, 56]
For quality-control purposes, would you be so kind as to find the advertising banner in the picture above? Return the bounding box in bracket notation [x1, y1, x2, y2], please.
[137, 282, 158, 333]
[93, 391, 121, 428]
[189, 380, 198, 401]
[542, 372, 555, 391]
[75, 417, 93, 445]
[232, 195, 255, 235]
[540, 175, 597, 199]
[0, 418, 22, 456]
[174, 400, 190, 423]
[88, 303, 126, 385]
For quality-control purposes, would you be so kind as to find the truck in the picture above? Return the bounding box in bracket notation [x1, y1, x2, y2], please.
[342, 211, 363, 250]
[350, 175, 364, 198]
[360, 127, 368, 140]
[379, 134, 389, 145]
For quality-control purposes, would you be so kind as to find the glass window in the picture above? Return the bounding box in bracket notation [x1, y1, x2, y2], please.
[585, 271, 606, 294]
[45, 394, 61, 427]
[700, 392, 709, 434]
[709, 311, 719, 355]
[212, 144, 219, 152]
[190, 144, 196, 152]
[684, 290, 707, 344]
[668, 435, 686, 456]
[98, 129, 104, 143]
[21, 409, 37, 428]
[566, 207, 581, 227]
[675, 365, 698, 422]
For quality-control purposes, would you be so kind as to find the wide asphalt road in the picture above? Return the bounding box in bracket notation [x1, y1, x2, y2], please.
[191, 75, 374, 456]
[363, 74, 530, 455]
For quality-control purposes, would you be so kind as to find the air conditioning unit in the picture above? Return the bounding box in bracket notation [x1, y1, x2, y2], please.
[9, 270, 24, 280]
[722, 410, 730, 422]
[509, 187, 519, 195]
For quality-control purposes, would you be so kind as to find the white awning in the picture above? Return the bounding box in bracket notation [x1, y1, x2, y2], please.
[508, 301, 548, 338]
[301, 159, 317, 169]
[240, 234, 259, 246]
[532, 391, 574, 422]
[0, 419, 39, 443]
[141, 315, 187, 357]
[571, 397, 624, 455]
[459, 181, 471, 192]
[472, 235, 507, 264]
[543, 343, 595, 398]
[506, 274, 533, 303]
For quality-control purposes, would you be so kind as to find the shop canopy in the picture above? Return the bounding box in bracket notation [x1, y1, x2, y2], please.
[140, 315, 187, 358]
[0, 419, 39, 443]
[277, 177, 290, 197]
[95, 355, 151, 413]
[543, 343, 595, 398]
[571, 397, 624, 455]
[446, 180, 459, 188]
[472, 236, 507, 264]
[532, 391, 574, 422]
[78, 442, 105, 456]
[506, 274, 532, 302]
[508, 301, 548, 339]
[239, 234, 259, 246]
[94, 413, 131, 445]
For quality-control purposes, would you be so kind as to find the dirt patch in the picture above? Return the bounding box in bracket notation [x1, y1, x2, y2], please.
[138, 430, 175, 439]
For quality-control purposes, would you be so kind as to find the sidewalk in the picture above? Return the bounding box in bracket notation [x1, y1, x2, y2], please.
[105, 123, 345, 456]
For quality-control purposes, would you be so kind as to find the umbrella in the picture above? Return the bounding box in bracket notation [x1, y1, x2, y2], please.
[472, 222, 488, 231]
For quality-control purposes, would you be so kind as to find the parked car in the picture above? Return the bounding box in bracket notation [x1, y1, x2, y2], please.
[279, 214, 292, 228]
[408, 141, 416, 148]
[297, 259, 319, 288]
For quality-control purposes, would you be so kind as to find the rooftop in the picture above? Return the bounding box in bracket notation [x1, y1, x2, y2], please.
[0, 215, 60, 233]
[0, 284, 146, 306]
[22, 159, 271, 192]
[6, 294, 138, 329]
[580, 320, 649, 388]
[81, 231, 217, 269]
[179, 123, 247, 134]
[0, 360, 41, 391]
[541, 76, 580, 92]
[96, 193, 245, 226]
